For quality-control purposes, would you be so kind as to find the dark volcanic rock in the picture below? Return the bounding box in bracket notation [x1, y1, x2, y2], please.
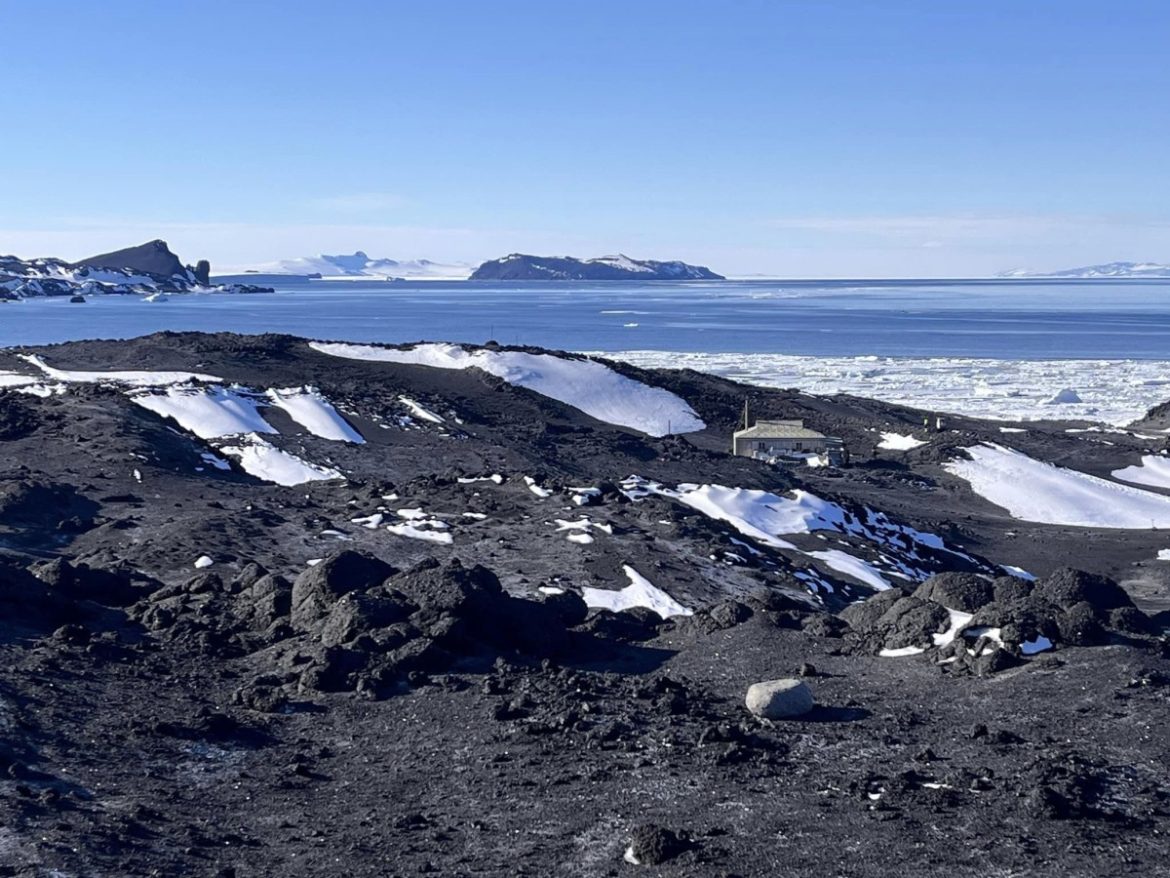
[1035, 568, 1134, 612]
[913, 572, 996, 613]
[0, 396, 38, 440]
[290, 550, 397, 628]
[74, 239, 185, 277]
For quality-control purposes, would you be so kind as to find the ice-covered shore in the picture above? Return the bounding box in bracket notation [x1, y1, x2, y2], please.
[604, 351, 1170, 425]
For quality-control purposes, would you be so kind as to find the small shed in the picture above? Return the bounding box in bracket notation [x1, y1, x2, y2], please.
[732, 418, 846, 466]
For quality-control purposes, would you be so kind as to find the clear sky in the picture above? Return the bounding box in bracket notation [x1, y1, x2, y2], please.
[3, 0, 1167, 277]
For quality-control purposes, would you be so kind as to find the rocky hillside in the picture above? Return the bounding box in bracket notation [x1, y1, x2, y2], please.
[470, 253, 724, 280]
[0, 239, 268, 299]
[0, 332, 1168, 876]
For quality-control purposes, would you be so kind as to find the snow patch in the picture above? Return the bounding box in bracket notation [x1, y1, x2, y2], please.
[309, 341, 704, 437]
[1112, 455, 1170, 490]
[266, 387, 364, 443]
[581, 565, 692, 619]
[878, 432, 927, 451]
[218, 434, 341, 486]
[19, 354, 220, 386]
[945, 443, 1170, 528]
[131, 386, 275, 440]
[399, 396, 444, 424]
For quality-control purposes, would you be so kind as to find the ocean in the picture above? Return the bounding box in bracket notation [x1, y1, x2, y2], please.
[4, 278, 1170, 423]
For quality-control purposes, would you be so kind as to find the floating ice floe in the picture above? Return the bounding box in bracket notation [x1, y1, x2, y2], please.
[218, 434, 342, 486]
[18, 354, 221, 386]
[309, 341, 705, 437]
[604, 351, 1170, 425]
[194, 555, 214, 569]
[581, 565, 692, 619]
[266, 386, 365, 443]
[877, 432, 927, 451]
[944, 443, 1170, 528]
[1112, 455, 1170, 491]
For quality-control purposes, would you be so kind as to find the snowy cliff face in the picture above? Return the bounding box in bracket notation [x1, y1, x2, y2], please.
[0, 240, 266, 299]
[227, 252, 473, 280]
[999, 261, 1170, 278]
[469, 253, 724, 281]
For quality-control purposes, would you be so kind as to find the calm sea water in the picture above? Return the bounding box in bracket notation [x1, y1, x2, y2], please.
[3, 279, 1170, 360]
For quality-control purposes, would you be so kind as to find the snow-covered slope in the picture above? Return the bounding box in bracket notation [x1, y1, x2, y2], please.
[309, 341, 705, 436]
[945, 443, 1170, 528]
[224, 252, 472, 280]
[999, 261, 1170, 279]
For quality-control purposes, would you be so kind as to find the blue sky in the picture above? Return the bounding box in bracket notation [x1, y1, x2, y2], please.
[2, 0, 1167, 276]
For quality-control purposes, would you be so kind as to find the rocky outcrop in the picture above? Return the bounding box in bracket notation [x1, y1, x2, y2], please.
[1, 241, 268, 298]
[75, 239, 187, 277]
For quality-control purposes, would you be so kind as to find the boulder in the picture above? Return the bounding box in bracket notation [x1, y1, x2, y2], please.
[624, 824, 689, 866]
[1035, 568, 1133, 611]
[913, 572, 995, 613]
[839, 589, 904, 631]
[992, 575, 1034, 604]
[745, 678, 815, 719]
[290, 551, 396, 628]
[873, 597, 951, 649]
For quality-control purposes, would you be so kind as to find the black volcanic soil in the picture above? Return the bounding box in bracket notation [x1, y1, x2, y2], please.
[1, 332, 1168, 877]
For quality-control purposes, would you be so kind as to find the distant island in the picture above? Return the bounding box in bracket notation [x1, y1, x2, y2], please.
[998, 261, 1170, 279]
[1, 240, 269, 299]
[214, 251, 472, 282]
[469, 253, 724, 281]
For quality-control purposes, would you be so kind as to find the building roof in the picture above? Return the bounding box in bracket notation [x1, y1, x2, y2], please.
[734, 420, 827, 440]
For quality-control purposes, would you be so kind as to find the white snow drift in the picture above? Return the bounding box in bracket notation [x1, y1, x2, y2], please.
[218, 434, 341, 486]
[18, 354, 221, 386]
[309, 341, 704, 437]
[1112, 455, 1170, 490]
[878, 432, 927, 451]
[945, 443, 1170, 528]
[581, 566, 693, 619]
[131, 386, 275, 440]
[266, 386, 364, 443]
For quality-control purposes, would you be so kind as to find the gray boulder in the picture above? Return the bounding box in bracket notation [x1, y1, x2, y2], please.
[745, 678, 815, 719]
[290, 551, 396, 629]
[913, 572, 995, 613]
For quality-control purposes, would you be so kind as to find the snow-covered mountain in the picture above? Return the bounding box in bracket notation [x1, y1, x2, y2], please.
[999, 261, 1170, 279]
[224, 252, 472, 281]
[0, 240, 266, 299]
[469, 253, 724, 281]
